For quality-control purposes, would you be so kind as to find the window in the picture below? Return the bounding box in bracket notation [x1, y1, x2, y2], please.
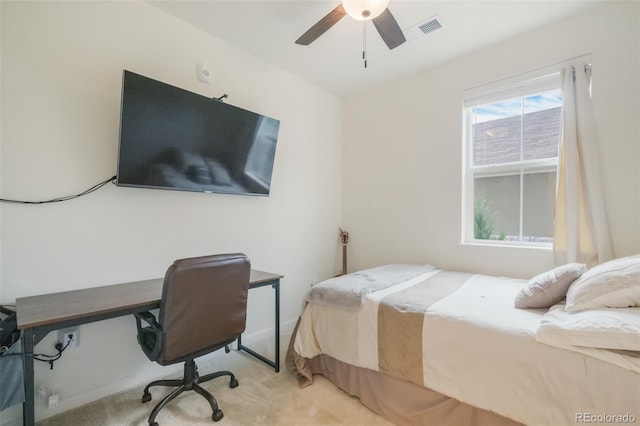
[245, 117, 279, 192]
[463, 73, 562, 246]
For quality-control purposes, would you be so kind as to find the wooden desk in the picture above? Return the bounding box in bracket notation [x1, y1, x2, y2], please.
[16, 269, 282, 426]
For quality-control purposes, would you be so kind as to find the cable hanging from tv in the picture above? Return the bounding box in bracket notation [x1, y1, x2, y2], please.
[0, 175, 116, 205]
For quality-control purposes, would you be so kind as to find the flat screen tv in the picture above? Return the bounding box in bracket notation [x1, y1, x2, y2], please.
[116, 70, 280, 196]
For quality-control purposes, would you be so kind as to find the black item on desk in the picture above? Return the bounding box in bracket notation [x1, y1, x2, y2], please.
[0, 306, 19, 348]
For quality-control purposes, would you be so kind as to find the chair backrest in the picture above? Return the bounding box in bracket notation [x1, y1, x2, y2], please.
[157, 253, 250, 364]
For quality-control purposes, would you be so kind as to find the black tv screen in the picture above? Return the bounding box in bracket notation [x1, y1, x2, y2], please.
[116, 70, 280, 196]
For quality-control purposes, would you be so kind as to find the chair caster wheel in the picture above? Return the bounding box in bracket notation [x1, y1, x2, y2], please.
[212, 409, 224, 422]
[224, 345, 230, 353]
[230, 378, 239, 388]
[142, 392, 152, 403]
[150, 422, 159, 426]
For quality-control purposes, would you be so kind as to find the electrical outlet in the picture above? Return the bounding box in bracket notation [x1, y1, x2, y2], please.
[58, 327, 79, 349]
[48, 394, 59, 409]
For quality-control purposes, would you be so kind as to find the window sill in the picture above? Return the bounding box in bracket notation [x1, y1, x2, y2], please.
[458, 241, 552, 251]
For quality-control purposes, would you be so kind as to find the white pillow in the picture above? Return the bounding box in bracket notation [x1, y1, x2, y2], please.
[565, 254, 640, 312]
[514, 263, 586, 309]
[536, 304, 640, 351]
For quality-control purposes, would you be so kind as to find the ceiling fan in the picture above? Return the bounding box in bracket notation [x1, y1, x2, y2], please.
[295, 0, 406, 50]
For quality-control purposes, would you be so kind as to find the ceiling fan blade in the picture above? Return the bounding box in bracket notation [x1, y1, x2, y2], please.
[295, 4, 347, 45]
[372, 8, 406, 50]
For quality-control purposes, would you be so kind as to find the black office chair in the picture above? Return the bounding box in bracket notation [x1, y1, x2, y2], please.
[134, 253, 250, 425]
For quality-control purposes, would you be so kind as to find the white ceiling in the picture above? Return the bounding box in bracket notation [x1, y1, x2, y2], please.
[149, 0, 604, 96]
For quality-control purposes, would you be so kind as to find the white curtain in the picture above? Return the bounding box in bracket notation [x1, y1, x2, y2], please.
[554, 63, 613, 267]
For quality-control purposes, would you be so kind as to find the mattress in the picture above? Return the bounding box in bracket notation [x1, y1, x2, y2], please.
[287, 265, 640, 425]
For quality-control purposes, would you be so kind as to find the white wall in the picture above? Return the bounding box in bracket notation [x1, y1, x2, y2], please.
[0, 1, 342, 422]
[344, 1, 639, 278]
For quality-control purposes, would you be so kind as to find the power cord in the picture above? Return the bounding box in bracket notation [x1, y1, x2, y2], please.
[0, 334, 73, 370]
[0, 175, 116, 205]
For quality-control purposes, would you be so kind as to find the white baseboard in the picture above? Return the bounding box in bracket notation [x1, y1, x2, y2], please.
[34, 363, 183, 422]
[241, 317, 297, 345]
[31, 319, 298, 422]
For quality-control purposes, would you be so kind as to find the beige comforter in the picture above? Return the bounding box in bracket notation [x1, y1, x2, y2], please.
[287, 267, 640, 426]
[289, 269, 470, 387]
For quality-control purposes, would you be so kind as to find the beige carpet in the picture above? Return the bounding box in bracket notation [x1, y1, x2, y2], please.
[37, 335, 393, 426]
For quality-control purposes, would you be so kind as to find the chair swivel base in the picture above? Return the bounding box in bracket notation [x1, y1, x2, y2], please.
[141, 359, 238, 425]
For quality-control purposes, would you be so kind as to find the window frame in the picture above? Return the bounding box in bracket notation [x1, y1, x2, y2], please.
[462, 71, 562, 248]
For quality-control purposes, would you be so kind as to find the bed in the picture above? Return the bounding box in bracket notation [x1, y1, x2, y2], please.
[285, 261, 640, 426]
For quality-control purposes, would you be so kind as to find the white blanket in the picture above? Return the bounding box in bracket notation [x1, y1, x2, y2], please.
[304, 263, 435, 310]
[294, 269, 640, 425]
[535, 304, 640, 373]
[423, 275, 640, 425]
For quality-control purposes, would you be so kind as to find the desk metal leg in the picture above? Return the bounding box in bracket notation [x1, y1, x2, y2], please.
[237, 279, 280, 372]
[274, 280, 280, 372]
[22, 328, 35, 426]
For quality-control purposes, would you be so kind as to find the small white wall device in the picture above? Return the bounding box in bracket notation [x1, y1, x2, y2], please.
[197, 62, 211, 83]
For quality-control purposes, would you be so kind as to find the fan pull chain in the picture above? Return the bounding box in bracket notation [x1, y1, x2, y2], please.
[362, 21, 367, 69]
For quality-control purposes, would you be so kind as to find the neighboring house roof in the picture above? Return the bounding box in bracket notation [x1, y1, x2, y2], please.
[473, 107, 562, 166]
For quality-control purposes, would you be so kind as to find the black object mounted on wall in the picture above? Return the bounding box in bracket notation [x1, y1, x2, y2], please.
[116, 70, 280, 197]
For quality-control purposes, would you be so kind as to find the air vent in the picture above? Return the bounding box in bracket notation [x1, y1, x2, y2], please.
[419, 18, 442, 35]
[403, 14, 444, 42]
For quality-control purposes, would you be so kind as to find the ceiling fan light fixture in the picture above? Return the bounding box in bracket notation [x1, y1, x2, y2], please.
[342, 0, 390, 21]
